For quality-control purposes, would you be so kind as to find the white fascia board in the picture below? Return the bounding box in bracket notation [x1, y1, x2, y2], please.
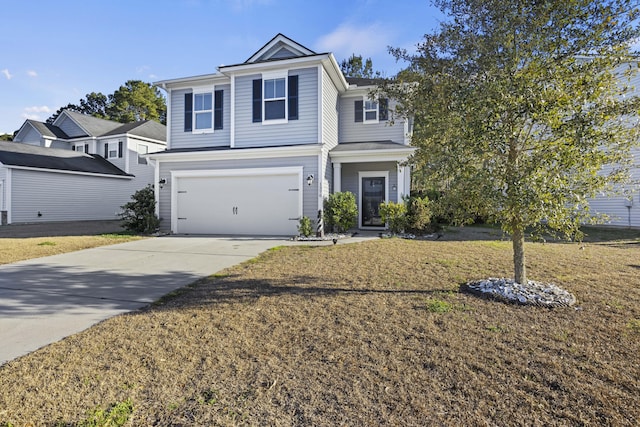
[330, 148, 416, 164]
[218, 54, 330, 76]
[147, 144, 322, 162]
[103, 134, 166, 146]
[154, 73, 229, 91]
[13, 121, 35, 141]
[171, 165, 303, 179]
[5, 165, 134, 179]
[322, 54, 349, 93]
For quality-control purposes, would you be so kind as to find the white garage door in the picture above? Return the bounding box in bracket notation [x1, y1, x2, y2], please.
[174, 170, 301, 235]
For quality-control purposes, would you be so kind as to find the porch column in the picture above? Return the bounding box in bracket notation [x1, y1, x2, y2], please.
[333, 162, 342, 193]
[398, 165, 410, 200]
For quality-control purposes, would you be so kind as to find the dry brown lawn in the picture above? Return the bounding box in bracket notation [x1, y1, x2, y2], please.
[0, 234, 143, 265]
[0, 229, 639, 426]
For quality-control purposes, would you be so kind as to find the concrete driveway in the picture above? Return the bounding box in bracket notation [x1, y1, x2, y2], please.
[0, 236, 300, 365]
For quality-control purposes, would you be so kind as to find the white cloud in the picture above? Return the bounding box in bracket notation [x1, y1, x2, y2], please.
[27, 70, 38, 77]
[316, 23, 392, 59]
[24, 106, 52, 114]
[1, 69, 12, 80]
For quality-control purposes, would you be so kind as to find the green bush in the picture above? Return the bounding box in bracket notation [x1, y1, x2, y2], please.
[379, 201, 407, 234]
[80, 399, 133, 427]
[119, 185, 160, 234]
[324, 192, 358, 233]
[405, 196, 433, 234]
[298, 216, 314, 237]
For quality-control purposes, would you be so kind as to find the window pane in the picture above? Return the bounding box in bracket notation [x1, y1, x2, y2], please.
[195, 112, 212, 129]
[365, 100, 377, 111]
[365, 111, 377, 121]
[275, 78, 285, 97]
[264, 80, 275, 99]
[195, 93, 212, 111]
[265, 100, 285, 120]
[109, 150, 117, 158]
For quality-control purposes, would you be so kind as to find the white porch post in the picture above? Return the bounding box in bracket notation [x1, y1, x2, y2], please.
[333, 162, 342, 193]
[398, 165, 410, 200]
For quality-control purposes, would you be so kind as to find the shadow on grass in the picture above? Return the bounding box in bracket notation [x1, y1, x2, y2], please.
[150, 274, 456, 311]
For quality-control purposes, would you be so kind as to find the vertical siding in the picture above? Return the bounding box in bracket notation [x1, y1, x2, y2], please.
[170, 85, 231, 150]
[10, 169, 136, 223]
[338, 96, 406, 143]
[157, 156, 318, 232]
[234, 67, 318, 148]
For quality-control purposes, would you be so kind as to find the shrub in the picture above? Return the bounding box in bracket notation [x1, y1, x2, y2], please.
[324, 192, 358, 233]
[119, 185, 160, 234]
[379, 201, 407, 234]
[405, 196, 433, 234]
[298, 216, 314, 237]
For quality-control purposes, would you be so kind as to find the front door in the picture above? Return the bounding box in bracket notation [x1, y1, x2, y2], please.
[361, 176, 386, 227]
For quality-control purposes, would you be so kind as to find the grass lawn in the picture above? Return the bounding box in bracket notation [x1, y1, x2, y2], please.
[0, 230, 639, 425]
[0, 234, 143, 265]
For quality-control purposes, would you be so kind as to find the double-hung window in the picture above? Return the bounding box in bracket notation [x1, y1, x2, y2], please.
[355, 97, 389, 124]
[252, 72, 299, 124]
[264, 77, 286, 121]
[184, 89, 223, 133]
[104, 141, 122, 159]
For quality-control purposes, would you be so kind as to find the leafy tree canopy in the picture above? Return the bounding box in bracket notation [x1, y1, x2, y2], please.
[47, 81, 166, 125]
[340, 54, 382, 78]
[0, 133, 13, 141]
[382, 0, 640, 284]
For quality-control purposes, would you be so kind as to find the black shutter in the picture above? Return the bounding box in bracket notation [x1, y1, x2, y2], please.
[288, 75, 298, 120]
[379, 98, 388, 121]
[71, 145, 76, 151]
[214, 90, 223, 130]
[118, 141, 123, 158]
[104, 143, 108, 158]
[184, 93, 193, 132]
[252, 79, 262, 123]
[84, 143, 89, 153]
[355, 100, 363, 122]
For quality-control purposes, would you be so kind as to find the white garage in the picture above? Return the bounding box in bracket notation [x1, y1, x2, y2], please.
[171, 167, 303, 235]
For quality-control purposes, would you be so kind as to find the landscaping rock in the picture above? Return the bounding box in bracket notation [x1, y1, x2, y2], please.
[463, 277, 577, 307]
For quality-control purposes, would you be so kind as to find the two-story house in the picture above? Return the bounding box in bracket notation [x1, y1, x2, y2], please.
[149, 34, 415, 236]
[0, 110, 166, 225]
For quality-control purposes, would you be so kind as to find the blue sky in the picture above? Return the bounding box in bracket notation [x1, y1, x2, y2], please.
[0, 0, 444, 134]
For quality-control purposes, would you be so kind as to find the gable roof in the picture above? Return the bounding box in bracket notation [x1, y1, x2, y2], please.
[102, 120, 167, 142]
[245, 33, 317, 63]
[0, 141, 132, 177]
[22, 120, 70, 139]
[55, 110, 122, 137]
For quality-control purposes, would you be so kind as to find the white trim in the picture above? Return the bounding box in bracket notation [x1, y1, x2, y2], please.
[4, 165, 133, 179]
[317, 65, 323, 145]
[317, 150, 323, 213]
[219, 54, 330, 76]
[0, 180, 3, 211]
[358, 171, 389, 230]
[99, 133, 166, 146]
[330, 147, 416, 164]
[148, 144, 321, 162]
[5, 169, 11, 224]
[363, 97, 379, 124]
[230, 75, 235, 148]
[192, 89, 215, 134]
[262, 71, 288, 124]
[333, 162, 342, 193]
[166, 88, 172, 150]
[170, 166, 303, 233]
[245, 34, 316, 63]
[151, 159, 160, 217]
[124, 139, 130, 174]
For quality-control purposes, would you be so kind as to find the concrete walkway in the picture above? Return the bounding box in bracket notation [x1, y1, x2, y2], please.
[0, 234, 375, 365]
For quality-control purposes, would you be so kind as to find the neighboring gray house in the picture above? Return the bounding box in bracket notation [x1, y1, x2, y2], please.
[0, 111, 166, 224]
[149, 34, 415, 235]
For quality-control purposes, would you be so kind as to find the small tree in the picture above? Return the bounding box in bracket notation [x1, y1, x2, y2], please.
[298, 216, 314, 237]
[379, 201, 407, 234]
[119, 185, 159, 234]
[324, 192, 358, 233]
[405, 196, 433, 234]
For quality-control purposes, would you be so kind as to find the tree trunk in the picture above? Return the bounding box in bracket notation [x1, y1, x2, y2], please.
[512, 227, 527, 285]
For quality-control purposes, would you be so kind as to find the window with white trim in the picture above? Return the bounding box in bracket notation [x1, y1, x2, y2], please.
[194, 92, 213, 132]
[108, 142, 118, 159]
[264, 77, 286, 121]
[74, 144, 85, 153]
[137, 144, 148, 165]
[364, 100, 378, 122]
[355, 97, 389, 124]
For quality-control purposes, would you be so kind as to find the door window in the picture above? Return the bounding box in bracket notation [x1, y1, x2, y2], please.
[361, 177, 386, 227]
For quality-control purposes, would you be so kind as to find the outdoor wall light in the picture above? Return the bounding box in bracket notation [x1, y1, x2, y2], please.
[392, 184, 397, 191]
[306, 174, 314, 186]
[158, 178, 167, 189]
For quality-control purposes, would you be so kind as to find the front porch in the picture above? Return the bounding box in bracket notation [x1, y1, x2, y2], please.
[329, 141, 415, 230]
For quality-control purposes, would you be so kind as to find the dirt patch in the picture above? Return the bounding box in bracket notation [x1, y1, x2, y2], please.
[0, 235, 639, 425]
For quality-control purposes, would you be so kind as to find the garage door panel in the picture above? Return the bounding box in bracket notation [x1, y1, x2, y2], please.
[175, 172, 301, 235]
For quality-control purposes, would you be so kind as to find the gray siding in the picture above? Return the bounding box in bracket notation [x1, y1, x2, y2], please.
[322, 67, 339, 151]
[57, 115, 85, 138]
[170, 85, 231, 150]
[338, 96, 406, 143]
[50, 140, 69, 150]
[19, 126, 43, 144]
[341, 162, 399, 204]
[234, 67, 318, 148]
[10, 169, 136, 223]
[157, 155, 318, 231]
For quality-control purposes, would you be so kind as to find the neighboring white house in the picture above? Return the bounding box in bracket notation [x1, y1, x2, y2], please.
[148, 34, 415, 236]
[0, 111, 166, 224]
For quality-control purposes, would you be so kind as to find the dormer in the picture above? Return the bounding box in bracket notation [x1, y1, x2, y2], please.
[245, 33, 316, 63]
